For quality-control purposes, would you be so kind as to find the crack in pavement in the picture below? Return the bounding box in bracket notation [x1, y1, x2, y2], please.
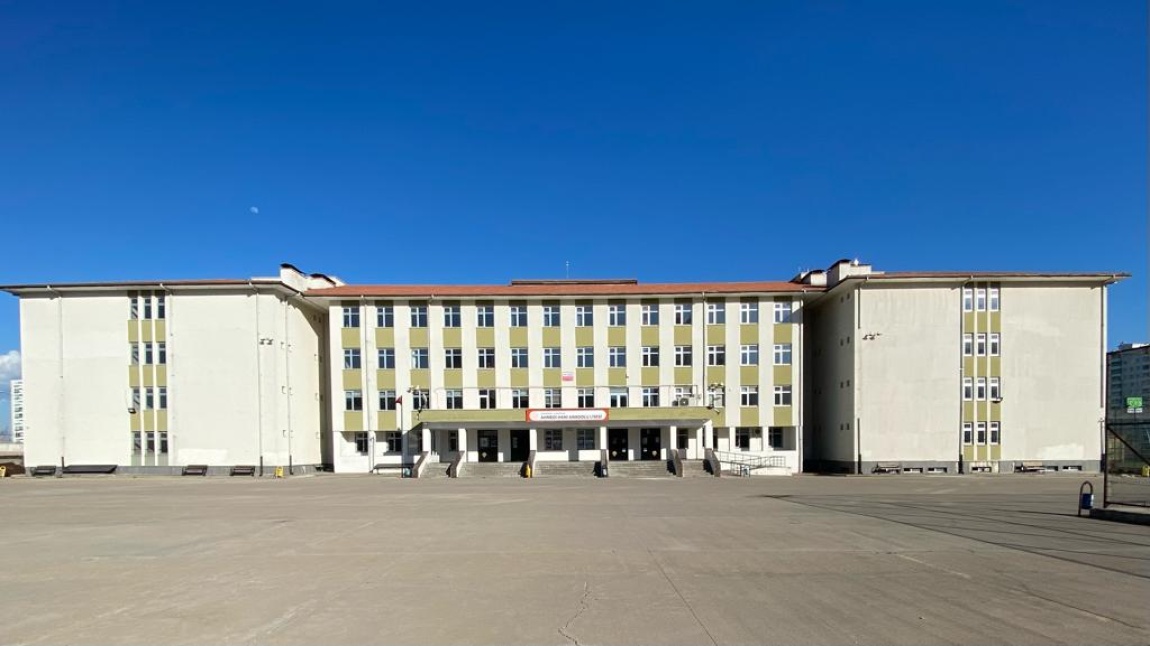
[558, 580, 592, 646]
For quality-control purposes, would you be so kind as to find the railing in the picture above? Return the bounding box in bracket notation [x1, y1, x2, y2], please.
[447, 450, 465, 478]
[1105, 421, 1150, 508]
[712, 450, 788, 476]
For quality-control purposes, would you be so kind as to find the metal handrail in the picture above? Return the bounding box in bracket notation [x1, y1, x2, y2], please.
[712, 450, 788, 471]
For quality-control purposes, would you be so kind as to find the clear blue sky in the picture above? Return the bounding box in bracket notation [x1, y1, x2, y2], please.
[0, 1, 1146, 429]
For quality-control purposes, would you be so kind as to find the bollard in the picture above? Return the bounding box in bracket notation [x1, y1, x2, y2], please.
[274, 466, 284, 478]
[1077, 481, 1094, 517]
[0, 465, 6, 478]
[524, 464, 532, 479]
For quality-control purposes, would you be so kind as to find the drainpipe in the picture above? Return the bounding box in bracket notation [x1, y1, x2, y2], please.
[47, 286, 64, 475]
[250, 281, 264, 476]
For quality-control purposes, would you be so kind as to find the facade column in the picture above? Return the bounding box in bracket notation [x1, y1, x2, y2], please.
[528, 428, 538, 451]
[598, 426, 608, 451]
[458, 428, 468, 462]
[704, 420, 714, 451]
[668, 425, 677, 459]
[694, 426, 703, 459]
[421, 428, 431, 457]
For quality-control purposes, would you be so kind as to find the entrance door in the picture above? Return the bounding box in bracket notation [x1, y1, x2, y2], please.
[640, 428, 662, 461]
[509, 429, 529, 462]
[608, 428, 629, 461]
[477, 430, 499, 462]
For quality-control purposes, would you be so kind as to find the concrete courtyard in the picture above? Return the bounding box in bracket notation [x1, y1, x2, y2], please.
[1, 474, 1148, 645]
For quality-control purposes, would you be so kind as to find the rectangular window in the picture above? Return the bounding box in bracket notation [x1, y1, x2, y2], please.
[608, 304, 626, 326]
[509, 304, 528, 327]
[674, 345, 693, 367]
[976, 422, 987, 444]
[410, 304, 428, 327]
[342, 306, 360, 328]
[144, 343, 154, 365]
[445, 348, 462, 369]
[975, 334, 987, 356]
[130, 342, 139, 365]
[641, 304, 659, 326]
[157, 342, 166, 365]
[989, 333, 1000, 356]
[609, 387, 628, 407]
[772, 344, 792, 365]
[577, 429, 595, 450]
[962, 334, 973, 356]
[445, 389, 463, 409]
[132, 430, 142, 455]
[344, 348, 361, 369]
[962, 288, 973, 312]
[130, 297, 139, 320]
[642, 346, 659, 367]
[707, 345, 726, 366]
[989, 422, 1000, 444]
[989, 288, 1000, 311]
[511, 347, 529, 368]
[376, 304, 394, 328]
[477, 348, 496, 369]
[674, 303, 692, 325]
[132, 387, 141, 410]
[143, 297, 153, 320]
[157, 387, 167, 409]
[146, 431, 155, 454]
[354, 432, 369, 455]
[409, 430, 423, 453]
[609, 346, 626, 368]
[975, 288, 987, 311]
[543, 305, 560, 327]
[345, 390, 363, 411]
[476, 305, 494, 328]
[159, 432, 168, 454]
[642, 387, 660, 407]
[544, 347, 561, 368]
[740, 344, 759, 366]
[576, 305, 593, 327]
[511, 389, 529, 409]
[411, 389, 430, 410]
[963, 422, 973, 445]
[443, 305, 461, 328]
[544, 429, 563, 450]
[577, 388, 595, 408]
[383, 431, 401, 453]
[411, 348, 429, 369]
[477, 389, 496, 410]
[773, 300, 793, 323]
[577, 346, 594, 368]
[544, 388, 561, 409]
[975, 377, 987, 400]
[156, 296, 166, 320]
[962, 377, 973, 400]
[740, 301, 759, 324]
[379, 390, 397, 411]
[740, 386, 759, 407]
[736, 427, 751, 450]
[707, 302, 726, 325]
[378, 348, 395, 369]
[145, 387, 155, 410]
[768, 427, 783, 449]
[773, 385, 792, 407]
[989, 377, 1001, 401]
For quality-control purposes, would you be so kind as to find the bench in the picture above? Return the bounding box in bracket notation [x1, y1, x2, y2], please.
[1017, 461, 1046, 473]
[230, 466, 256, 477]
[30, 465, 58, 477]
[182, 465, 209, 476]
[62, 464, 117, 475]
[872, 463, 902, 474]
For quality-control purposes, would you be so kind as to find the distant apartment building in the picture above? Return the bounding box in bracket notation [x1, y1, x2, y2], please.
[1106, 342, 1150, 466]
[10, 379, 24, 443]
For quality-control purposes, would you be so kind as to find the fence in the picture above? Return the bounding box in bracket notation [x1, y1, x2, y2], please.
[1104, 420, 1150, 508]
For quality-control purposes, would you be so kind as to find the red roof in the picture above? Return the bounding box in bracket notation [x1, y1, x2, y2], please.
[307, 280, 818, 298]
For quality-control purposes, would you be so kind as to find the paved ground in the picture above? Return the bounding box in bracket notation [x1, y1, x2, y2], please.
[1, 474, 1149, 646]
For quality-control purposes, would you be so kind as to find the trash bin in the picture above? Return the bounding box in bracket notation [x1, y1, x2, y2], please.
[274, 466, 284, 478]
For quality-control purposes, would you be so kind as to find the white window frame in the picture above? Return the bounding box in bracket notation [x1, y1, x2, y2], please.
[989, 288, 1000, 311]
[740, 344, 759, 366]
[975, 377, 987, 400]
[354, 432, 369, 455]
[773, 385, 792, 407]
[443, 305, 462, 328]
[608, 304, 626, 326]
[706, 302, 726, 325]
[156, 342, 166, 365]
[411, 348, 429, 369]
[543, 305, 561, 327]
[379, 390, 397, 411]
[773, 343, 792, 365]
[477, 389, 496, 410]
[989, 333, 1000, 356]
[544, 388, 562, 409]
[383, 431, 402, 453]
[740, 301, 759, 324]
[674, 303, 692, 325]
[976, 422, 987, 444]
[609, 387, 628, 408]
[444, 348, 462, 369]
[641, 387, 660, 407]
[989, 422, 1000, 444]
[511, 347, 529, 368]
[577, 388, 595, 408]
[962, 377, 973, 400]
[962, 288, 973, 312]
[344, 348, 361, 370]
[577, 346, 595, 368]
[740, 386, 759, 407]
[975, 288, 987, 311]
[577, 429, 596, 450]
[444, 389, 463, 410]
[345, 390, 363, 411]
[544, 428, 563, 450]
[342, 306, 360, 328]
[773, 301, 793, 323]
[476, 305, 495, 328]
[641, 304, 659, 326]
[511, 389, 529, 409]
[989, 377, 1001, 401]
[376, 305, 394, 328]
[378, 348, 395, 369]
[674, 345, 692, 367]
[410, 304, 428, 328]
[609, 346, 626, 368]
[575, 305, 593, 327]
[962, 422, 973, 445]
[509, 304, 528, 327]
[544, 347, 561, 369]
[962, 334, 973, 356]
[707, 345, 726, 367]
[477, 347, 496, 369]
[641, 346, 659, 367]
[975, 334, 987, 356]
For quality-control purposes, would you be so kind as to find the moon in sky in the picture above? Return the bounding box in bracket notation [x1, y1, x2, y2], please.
[250, 206, 259, 215]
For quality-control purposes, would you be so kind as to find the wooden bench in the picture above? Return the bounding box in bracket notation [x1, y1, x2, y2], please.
[872, 463, 902, 474]
[1017, 461, 1046, 473]
[230, 466, 256, 477]
[62, 464, 117, 475]
[30, 465, 58, 477]
[182, 465, 209, 476]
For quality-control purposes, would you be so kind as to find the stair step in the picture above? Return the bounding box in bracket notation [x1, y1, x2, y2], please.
[461, 462, 524, 478]
[608, 461, 674, 477]
[533, 461, 598, 477]
[420, 462, 451, 478]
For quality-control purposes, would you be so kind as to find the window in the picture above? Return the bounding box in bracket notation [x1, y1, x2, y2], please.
[511, 347, 529, 368]
[444, 348, 462, 369]
[411, 348, 429, 369]
[130, 297, 139, 320]
[576, 305, 593, 327]
[144, 343, 154, 365]
[989, 422, 1000, 444]
[445, 389, 463, 409]
[159, 432, 168, 454]
[989, 333, 1000, 356]
[740, 301, 759, 324]
[975, 422, 987, 444]
[376, 305, 394, 328]
[736, 427, 751, 450]
[476, 347, 494, 367]
[411, 389, 430, 410]
[577, 429, 595, 450]
[345, 390, 363, 411]
[989, 288, 1000, 311]
[443, 305, 461, 327]
[544, 429, 563, 450]
[740, 344, 759, 366]
[642, 346, 659, 367]
[378, 348, 395, 369]
[989, 377, 1001, 401]
[641, 304, 659, 326]
[773, 300, 793, 323]
[975, 288, 987, 311]
[383, 431, 401, 452]
[768, 427, 783, 449]
[511, 389, 530, 409]
[478, 389, 496, 410]
[342, 306, 360, 328]
[609, 304, 626, 326]
[577, 346, 595, 368]
[962, 423, 973, 444]
[962, 377, 973, 400]
[476, 305, 494, 327]
[156, 296, 165, 320]
[577, 388, 595, 408]
[143, 297, 152, 320]
[975, 334, 987, 356]
[675, 345, 693, 367]
[157, 342, 166, 365]
[344, 348, 361, 369]
[354, 432, 369, 455]
[975, 377, 987, 400]
[131, 387, 141, 410]
[773, 344, 792, 365]
[707, 302, 726, 325]
[674, 303, 692, 325]
[543, 305, 560, 327]
[962, 334, 973, 356]
[707, 345, 726, 366]
[409, 430, 422, 453]
[741, 386, 759, 407]
[544, 388, 561, 409]
[145, 387, 155, 410]
[544, 347, 561, 368]
[673, 385, 695, 402]
[609, 346, 626, 368]
[962, 288, 973, 312]
[130, 343, 139, 365]
[132, 430, 142, 455]
[609, 387, 628, 407]
[410, 304, 428, 327]
[509, 304, 528, 327]
[379, 390, 397, 410]
[642, 387, 660, 407]
[773, 385, 792, 406]
[157, 387, 167, 409]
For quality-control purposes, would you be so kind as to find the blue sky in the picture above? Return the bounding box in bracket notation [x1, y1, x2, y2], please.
[0, 1, 1145, 430]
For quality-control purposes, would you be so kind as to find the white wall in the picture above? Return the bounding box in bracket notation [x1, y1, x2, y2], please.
[807, 289, 856, 463]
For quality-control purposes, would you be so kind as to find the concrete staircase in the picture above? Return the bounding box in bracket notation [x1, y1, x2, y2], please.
[420, 461, 451, 478]
[460, 461, 524, 478]
[677, 459, 715, 477]
[607, 460, 674, 478]
[534, 461, 599, 478]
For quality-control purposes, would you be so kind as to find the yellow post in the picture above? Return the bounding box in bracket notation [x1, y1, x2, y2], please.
[274, 466, 284, 478]
[0, 466, 6, 478]
[1142, 465, 1149, 478]
[524, 464, 532, 479]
